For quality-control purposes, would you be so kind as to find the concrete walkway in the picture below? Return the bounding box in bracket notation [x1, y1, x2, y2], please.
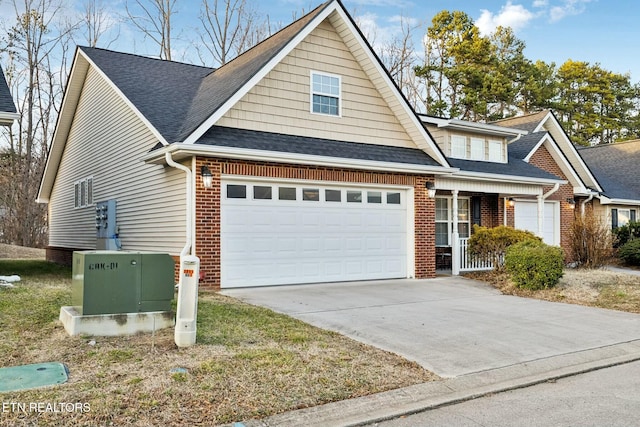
[222, 276, 640, 426]
[604, 264, 640, 277]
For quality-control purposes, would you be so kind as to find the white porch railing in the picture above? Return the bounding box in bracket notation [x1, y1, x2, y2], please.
[456, 237, 495, 274]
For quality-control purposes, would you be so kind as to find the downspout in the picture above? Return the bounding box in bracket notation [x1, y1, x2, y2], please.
[165, 151, 192, 256]
[538, 183, 560, 239]
[581, 192, 594, 216]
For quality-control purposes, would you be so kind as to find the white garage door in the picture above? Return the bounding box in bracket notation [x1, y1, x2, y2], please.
[220, 180, 410, 288]
[514, 200, 560, 246]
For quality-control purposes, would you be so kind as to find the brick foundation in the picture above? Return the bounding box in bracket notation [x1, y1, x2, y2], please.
[194, 157, 436, 290]
[46, 246, 84, 266]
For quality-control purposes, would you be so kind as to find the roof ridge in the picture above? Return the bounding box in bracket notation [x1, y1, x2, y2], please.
[78, 45, 216, 72]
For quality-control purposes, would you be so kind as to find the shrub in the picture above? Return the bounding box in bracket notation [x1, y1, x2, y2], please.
[468, 225, 541, 270]
[614, 220, 640, 247]
[504, 240, 564, 290]
[568, 206, 614, 268]
[618, 239, 640, 266]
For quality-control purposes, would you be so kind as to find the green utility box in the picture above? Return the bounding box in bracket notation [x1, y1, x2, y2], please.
[72, 251, 175, 315]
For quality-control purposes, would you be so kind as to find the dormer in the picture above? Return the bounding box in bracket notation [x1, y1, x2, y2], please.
[419, 115, 527, 164]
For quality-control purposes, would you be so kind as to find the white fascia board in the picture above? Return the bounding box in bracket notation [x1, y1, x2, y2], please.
[451, 170, 567, 186]
[537, 111, 603, 192]
[421, 115, 528, 138]
[598, 196, 640, 206]
[142, 143, 457, 176]
[0, 112, 19, 124]
[524, 134, 588, 193]
[181, 2, 337, 146]
[78, 49, 168, 147]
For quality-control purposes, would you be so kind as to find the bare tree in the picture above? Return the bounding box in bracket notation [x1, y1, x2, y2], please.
[374, 16, 424, 111]
[196, 0, 267, 66]
[78, 0, 120, 48]
[125, 0, 176, 60]
[0, 0, 74, 247]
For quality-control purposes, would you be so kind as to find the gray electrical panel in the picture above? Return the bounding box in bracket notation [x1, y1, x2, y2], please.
[95, 199, 119, 250]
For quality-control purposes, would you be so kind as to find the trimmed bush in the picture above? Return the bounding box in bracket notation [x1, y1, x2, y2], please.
[504, 240, 564, 290]
[618, 239, 640, 266]
[468, 225, 541, 270]
[614, 220, 640, 247]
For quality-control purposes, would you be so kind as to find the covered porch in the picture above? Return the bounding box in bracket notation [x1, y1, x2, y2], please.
[433, 175, 567, 275]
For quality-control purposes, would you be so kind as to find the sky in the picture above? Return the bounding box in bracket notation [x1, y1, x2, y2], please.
[0, 0, 637, 82]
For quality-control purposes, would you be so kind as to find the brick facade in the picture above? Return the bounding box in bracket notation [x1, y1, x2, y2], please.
[194, 157, 436, 289]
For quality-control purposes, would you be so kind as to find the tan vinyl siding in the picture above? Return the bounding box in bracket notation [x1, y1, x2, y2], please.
[217, 19, 416, 149]
[48, 66, 186, 254]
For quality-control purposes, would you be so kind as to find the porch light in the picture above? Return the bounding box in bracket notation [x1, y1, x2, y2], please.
[200, 165, 213, 189]
[508, 198, 515, 207]
[425, 181, 436, 198]
[566, 198, 576, 208]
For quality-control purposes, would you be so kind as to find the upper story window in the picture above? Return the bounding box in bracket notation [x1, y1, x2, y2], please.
[311, 71, 341, 116]
[450, 135, 506, 163]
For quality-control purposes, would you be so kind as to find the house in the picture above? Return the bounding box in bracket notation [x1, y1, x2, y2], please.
[578, 140, 640, 229]
[0, 65, 19, 126]
[37, 0, 586, 289]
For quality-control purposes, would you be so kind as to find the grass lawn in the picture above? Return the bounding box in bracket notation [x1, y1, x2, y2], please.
[0, 260, 437, 426]
[467, 267, 640, 314]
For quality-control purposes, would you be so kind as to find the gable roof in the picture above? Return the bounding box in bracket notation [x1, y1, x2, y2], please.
[0, 65, 19, 126]
[494, 110, 601, 192]
[578, 140, 640, 202]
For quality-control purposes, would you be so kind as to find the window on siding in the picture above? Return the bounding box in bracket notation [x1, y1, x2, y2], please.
[73, 177, 94, 208]
[311, 72, 340, 116]
[614, 208, 635, 228]
[488, 140, 503, 162]
[470, 138, 485, 160]
[451, 135, 467, 159]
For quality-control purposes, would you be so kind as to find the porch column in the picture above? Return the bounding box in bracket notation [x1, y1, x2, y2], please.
[537, 195, 544, 239]
[451, 190, 460, 275]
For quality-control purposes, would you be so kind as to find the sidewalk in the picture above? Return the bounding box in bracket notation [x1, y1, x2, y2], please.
[228, 340, 640, 427]
[604, 264, 640, 277]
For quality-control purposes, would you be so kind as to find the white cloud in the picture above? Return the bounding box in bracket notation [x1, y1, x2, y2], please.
[549, 0, 592, 22]
[533, 0, 548, 7]
[476, 1, 535, 36]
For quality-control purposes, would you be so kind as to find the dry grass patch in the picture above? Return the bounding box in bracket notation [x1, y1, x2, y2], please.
[0, 260, 438, 426]
[467, 268, 640, 313]
[0, 244, 45, 259]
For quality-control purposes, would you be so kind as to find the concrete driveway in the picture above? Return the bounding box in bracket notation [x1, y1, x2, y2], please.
[222, 277, 640, 378]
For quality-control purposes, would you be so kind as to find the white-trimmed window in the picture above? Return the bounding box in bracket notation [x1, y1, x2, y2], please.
[74, 177, 94, 208]
[470, 137, 485, 160]
[612, 208, 637, 228]
[451, 135, 467, 159]
[435, 197, 471, 246]
[488, 139, 503, 162]
[311, 71, 341, 116]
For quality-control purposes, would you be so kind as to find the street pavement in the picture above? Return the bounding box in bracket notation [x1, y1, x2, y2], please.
[367, 360, 640, 427]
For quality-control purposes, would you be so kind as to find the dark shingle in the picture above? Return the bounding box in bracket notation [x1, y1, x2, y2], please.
[195, 125, 440, 166]
[0, 66, 17, 114]
[508, 132, 546, 160]
[447, 156, 562, 181]
[579, 141, 640, 200]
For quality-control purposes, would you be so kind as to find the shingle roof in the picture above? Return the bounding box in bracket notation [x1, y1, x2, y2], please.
[79, 1, 330, 143]
[0, 65, 17, 114]
[447, 155, 562, 181]
[492, 110, 548, 133]
[578, 140, 640, 200]
[508, 132, 547, 160]
[196, 125, 441, 166]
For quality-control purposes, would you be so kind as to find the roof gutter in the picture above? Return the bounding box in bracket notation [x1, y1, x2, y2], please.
[144, 143, 458, 176]
[449, 170, 566, 186]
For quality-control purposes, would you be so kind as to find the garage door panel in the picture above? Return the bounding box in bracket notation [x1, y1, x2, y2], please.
[220, 181, 409, 288]
[514, 201, 559, 246]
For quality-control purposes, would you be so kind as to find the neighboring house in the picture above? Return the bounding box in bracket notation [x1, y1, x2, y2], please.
[0, 65, 19, 126]
[37, 0, 587, 289]
[578, 140, 640, 229]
